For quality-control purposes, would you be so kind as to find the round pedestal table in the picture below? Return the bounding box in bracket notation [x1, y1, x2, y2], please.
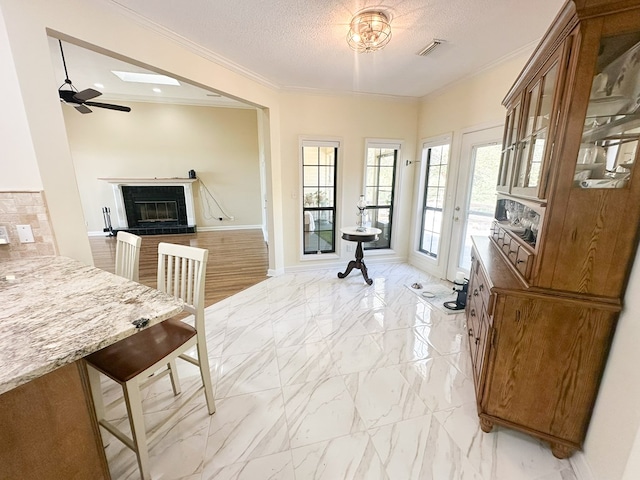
[337, 226, 382, 285]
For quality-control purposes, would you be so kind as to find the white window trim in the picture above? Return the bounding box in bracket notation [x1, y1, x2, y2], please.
[298, 136, 343, 262]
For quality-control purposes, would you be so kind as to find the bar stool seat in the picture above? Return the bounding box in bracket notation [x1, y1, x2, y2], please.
[86, 319, 196, 382]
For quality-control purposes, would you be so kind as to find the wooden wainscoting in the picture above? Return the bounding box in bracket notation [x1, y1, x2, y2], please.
[90, 229, 269, 307]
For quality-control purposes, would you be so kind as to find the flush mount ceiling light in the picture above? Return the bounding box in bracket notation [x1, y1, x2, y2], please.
[347, 10, 392, 53]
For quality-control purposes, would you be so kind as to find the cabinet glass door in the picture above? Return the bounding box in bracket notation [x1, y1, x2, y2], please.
[512, 61, 559, 198]
[574, 32, 640, 189]
[497, 103, 520, 193]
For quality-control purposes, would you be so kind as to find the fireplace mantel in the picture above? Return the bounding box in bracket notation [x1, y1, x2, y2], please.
[99, 177, 197, 231]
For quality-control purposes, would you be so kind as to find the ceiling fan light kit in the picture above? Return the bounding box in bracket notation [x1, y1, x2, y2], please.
[57, 40, 131, 114]
[347, 10, 392, 53]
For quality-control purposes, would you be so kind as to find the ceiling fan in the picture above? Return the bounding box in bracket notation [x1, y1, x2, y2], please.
[57, 40, 131, 114]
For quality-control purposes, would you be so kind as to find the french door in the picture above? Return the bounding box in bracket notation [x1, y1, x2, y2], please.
[446, 126, 502, 280]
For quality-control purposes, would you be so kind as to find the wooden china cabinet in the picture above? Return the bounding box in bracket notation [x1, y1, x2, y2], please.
[466, 0, 640, 458]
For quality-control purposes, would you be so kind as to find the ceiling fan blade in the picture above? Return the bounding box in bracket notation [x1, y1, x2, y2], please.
[84, 101, 131, 112]
[74, 88, 102, 102]
[75, 104, 93, 114]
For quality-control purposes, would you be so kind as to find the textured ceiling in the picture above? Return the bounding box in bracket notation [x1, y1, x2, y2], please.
[49, 1, 567, 108]
[110, 0, 566, 98]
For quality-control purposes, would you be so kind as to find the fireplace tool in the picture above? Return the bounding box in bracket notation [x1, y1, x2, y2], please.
[102, 207, 114, 237]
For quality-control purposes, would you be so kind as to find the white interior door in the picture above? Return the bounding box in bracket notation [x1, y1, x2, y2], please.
[447, 126, 503, 280]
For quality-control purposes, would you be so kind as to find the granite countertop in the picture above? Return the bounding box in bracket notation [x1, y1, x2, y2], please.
[0, 256, 184, 395]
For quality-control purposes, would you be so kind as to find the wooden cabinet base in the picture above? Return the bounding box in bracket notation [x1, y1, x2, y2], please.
[0, 362, 110, 480]
[550, 443, 576, 460]
[479, 417, 494, 433]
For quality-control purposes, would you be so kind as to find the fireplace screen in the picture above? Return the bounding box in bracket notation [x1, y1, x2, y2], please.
[135, 201, 178, 224]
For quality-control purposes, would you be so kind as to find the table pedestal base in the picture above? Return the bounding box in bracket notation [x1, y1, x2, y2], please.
[338, 239, 373, 285]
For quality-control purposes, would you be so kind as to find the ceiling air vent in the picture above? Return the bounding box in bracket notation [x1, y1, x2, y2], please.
[417, 39, 444, 57]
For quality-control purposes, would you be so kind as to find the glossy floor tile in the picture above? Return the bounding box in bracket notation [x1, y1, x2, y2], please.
[103, 263, 577, 480]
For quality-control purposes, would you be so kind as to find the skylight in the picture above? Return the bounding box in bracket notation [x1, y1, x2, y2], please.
[111, 71, 180, 86]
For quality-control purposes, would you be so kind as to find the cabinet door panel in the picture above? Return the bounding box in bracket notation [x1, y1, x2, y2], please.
[511, 53, 562, 199]
[483, 295, 616, 444]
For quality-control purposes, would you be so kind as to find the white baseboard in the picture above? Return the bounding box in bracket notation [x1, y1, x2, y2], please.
[88, 230, 111, 237]
[87, 225, 262, 236]
[196, 224, 263, 232]
[570, 451, 596, 480]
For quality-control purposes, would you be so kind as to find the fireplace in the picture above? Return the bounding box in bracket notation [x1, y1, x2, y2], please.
[101, 178, 197, 235]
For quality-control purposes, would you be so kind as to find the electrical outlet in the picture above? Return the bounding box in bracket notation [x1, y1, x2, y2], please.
[16, 224, 35, 243]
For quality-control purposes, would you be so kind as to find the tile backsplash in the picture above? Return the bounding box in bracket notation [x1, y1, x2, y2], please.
[0, 191, 57, 261]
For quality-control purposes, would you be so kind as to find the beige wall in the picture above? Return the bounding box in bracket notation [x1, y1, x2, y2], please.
[62, 101, 261, 232]
[278, 92, 418, 268]
[0, 6, 41, 191]
[585, 250, 640, 480]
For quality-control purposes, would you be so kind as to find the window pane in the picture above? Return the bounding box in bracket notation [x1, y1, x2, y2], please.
[318, 166, 335, 187]
[365, 207, 390, 249]
[318, 147, 335, 166]
[366, 167, 378, 186]
[303, 165, 319, 186]
[378, 167, 394, 187]
[303, 208, 334, 254]
[378, 150, 396, 167]
[367, 149, 380, 166]
[377, 188, 392, 205]
[302, 146, 319, 164]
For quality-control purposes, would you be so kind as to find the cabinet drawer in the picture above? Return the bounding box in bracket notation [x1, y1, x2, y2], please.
[515, 246, 533, 277]
[507, 243, 519, 264]
[474, 310, 488, 387]
[471, 265, 491, 311]
[501, 235, 512, 255]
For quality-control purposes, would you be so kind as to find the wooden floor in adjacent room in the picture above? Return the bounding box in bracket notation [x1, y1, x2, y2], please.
[89, 229, 269, 307]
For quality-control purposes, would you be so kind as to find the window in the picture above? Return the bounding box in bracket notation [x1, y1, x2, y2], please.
[419, 142, 450, 257]
[363, 142, 399, 250]
[301, 141, 338, 254]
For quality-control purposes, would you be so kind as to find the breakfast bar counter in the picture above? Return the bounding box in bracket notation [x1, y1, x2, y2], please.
[0, 256, 184, 479]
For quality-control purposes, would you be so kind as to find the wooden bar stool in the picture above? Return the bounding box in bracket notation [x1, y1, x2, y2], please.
[115, 231, 142, 282]
[85, 242, 215, 480]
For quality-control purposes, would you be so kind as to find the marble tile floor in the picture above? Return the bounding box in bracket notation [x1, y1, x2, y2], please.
[99, 263, 578, 480]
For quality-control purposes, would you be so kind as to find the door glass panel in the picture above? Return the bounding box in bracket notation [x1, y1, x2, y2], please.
[524, 83, 540, 137]
[517, 139, 531, 187]
[528, 132, 547, 188]
[536, 64, 558, 130]
[460, 144, 501, 270]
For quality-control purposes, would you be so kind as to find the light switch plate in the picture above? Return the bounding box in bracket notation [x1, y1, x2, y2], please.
[0, 226, 8, 244]
[16, 224, 35, 243]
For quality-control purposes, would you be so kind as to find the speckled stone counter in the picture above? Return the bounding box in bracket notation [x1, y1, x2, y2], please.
[0, 255, 184, 395]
